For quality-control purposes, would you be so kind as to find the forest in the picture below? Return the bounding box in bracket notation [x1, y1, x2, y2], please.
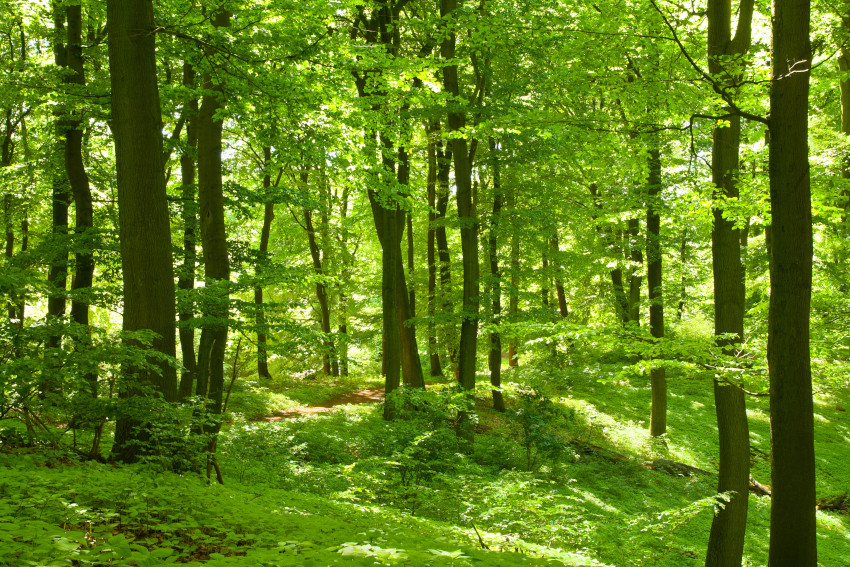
[0, 0, 848, 565]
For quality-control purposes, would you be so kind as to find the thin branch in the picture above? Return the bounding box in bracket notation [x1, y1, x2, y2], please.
[648, 0, 769, 125]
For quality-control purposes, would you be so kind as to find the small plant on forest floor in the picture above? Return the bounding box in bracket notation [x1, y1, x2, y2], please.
[509, 383, 575, 471]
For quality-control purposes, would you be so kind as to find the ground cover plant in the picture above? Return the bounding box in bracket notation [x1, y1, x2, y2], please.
[2, 0, 850, 564]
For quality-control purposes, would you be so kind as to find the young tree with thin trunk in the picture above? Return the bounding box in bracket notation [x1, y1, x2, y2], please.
[177, 63, 199, 400]
[646, 147, 665, 437]
[254, 145, 275, 380]
[426, 123, 444, 376]
[487, 138, 505, 412]
[107, 0, 178, 462]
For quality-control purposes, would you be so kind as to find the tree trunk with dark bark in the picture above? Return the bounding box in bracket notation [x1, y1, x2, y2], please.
[441, 0, 478, 399]
[64, 3, 96, 395]
[426, 125, 443, 376]
[195, 8, 231, 439]
[303, 170, 333, 377]
[254, 146, 274, 379]
[177, 63, 198, 400]
[704, 0, 755, 562]
[107, 0, 178, 462]
[646, 147, 666, 437]
[767, 0, 816, 563]
[488, 138, 505, 412]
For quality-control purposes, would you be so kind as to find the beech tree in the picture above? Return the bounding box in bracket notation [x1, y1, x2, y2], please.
[107, 0, 178, 462]
[767, 0, 816, 562]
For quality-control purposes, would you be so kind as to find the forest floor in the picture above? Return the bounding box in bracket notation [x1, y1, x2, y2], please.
[1, 352, 847, 566]
[262, 385, 387, 419]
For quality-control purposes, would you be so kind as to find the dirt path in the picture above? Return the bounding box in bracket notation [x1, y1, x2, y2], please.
[262, 387, 387, 421]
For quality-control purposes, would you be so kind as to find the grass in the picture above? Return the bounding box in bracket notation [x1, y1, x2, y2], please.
[215, 348, 849, 566]
[1, 345, 848, 566]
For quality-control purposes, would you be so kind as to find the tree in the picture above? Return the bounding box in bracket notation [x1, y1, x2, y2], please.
[767, 0, 816, 562]
[107, 0, 178, 462]
[440, 0, 479, 399]
[646, 146, 666, 438]
[195, 7, 232, 442]
[704, 0, 755, 561]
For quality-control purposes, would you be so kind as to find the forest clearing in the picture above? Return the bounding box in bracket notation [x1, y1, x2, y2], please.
[1, 0, 849, 565]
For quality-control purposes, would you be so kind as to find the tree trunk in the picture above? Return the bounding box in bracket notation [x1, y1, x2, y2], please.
[488, 138, 505, 412]
[626, 218, 642, 324]
[507, 183, 519, 367]
[303, 171, 332, 377]
[552, 233, 569, 318]
[394, 145, 425, 389]
[195, 8, 231, 438]
[64, 3, 96, 395]
[767, 0, 816, 563]
[541, 243, 550, 308]
[407, 212, 415, 317]
[646, 147, 666, 437]
[426, 124, 443, 376]
[46, 5, 70, 395]
[255, 146, 274, 379]
[338, 185, 351, 377]
[107, 0, 178, 462]
[839, 47, 850, 228]
[435, 134, 457, 371]
[704, 0, 755, 561]
[178, 63, 198, 400]
[441, 0, 478, 397]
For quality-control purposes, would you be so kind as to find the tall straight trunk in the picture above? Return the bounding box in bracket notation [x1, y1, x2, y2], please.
[195, 8, 231, 435]
[178, 63, 198, 400]
[541, 244, 550, 308]
[488, 138, 505, 412]
[368, 186, 404, 415]
[426, 125, 443, 376]
[678, 231, 688, 320]
[435, 135, 456, 370]
[407, 212, 415, 317]
[441, 0, 478, 396]
[507, 183, 519, 367]
[319, 172, 339, 377]
[64, 3, 96, 395]
[646, 147, 666, 437]
[46, 4, 70, 391]
[303, 170, 332, 376]
[395, 145, 425, 389]
[704, 0, 754, 562]
[626, 218, 642, 323]
[254, 145, 274, 379]
[108, 0, 178, 462]
[338, 185, 351, 377]
[768, 0, 816, 563]
[352, 2, 424, 399]
[840, 46, 850, 228]
[552, 233, 569, 318]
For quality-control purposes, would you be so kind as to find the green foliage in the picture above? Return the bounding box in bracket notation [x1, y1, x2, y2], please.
[508, 382, 574, 471]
